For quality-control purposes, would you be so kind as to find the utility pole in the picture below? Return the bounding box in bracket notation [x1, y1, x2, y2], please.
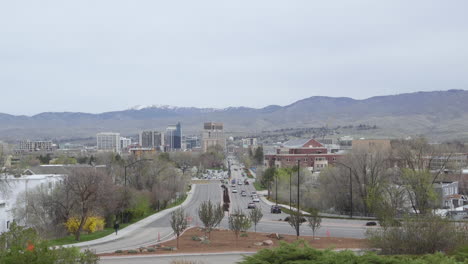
[349, 167, 353, 218]
[275, 170, 278, 206]
[296, 160, 300, 237]
[289, 169, 292, 211]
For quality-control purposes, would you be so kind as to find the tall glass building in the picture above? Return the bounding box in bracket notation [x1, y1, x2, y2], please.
[166, 122, 182, 151]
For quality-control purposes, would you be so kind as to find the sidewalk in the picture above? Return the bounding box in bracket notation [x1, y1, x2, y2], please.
[64, 185, 197, 248]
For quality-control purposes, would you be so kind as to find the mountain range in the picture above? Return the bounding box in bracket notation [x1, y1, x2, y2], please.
[0, 89, 467, 142]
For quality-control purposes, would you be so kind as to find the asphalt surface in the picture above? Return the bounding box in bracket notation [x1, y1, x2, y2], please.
[90, 160, 370, 264]
[100, 253, 253, 264]
[224, 162, 369, 239]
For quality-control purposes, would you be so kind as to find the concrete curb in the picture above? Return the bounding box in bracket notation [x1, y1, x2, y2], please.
[259, 195, 311, 215]
[99, 247, 375, 260]
[65, 184, 198, 248]
[100, 251, 256, 260]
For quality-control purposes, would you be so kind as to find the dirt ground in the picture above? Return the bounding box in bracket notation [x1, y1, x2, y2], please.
[101, 228, 368, 256]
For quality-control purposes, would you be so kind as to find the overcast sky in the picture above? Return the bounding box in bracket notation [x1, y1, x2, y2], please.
[1, 1, 467, 115]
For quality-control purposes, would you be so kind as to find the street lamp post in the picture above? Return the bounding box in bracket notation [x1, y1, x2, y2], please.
[296, 160, 300, 237]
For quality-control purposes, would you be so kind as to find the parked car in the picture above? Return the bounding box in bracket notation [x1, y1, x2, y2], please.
[271, 205, 282, 214]
[247, 202, 256, 209]
[232, 189, 238, 193]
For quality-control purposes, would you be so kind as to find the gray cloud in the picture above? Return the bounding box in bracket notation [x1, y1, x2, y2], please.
[0, 0, 467, 115]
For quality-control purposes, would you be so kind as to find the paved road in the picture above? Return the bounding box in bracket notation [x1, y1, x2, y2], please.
[84, 159, 369, 257]
[100, 253, 253, 264]
[225, 162, 370, 239]
[85, 183, 222, 254]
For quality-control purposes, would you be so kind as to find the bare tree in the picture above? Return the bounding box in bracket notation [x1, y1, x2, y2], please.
[248, 207, 263, 232]
[66, 168, 113, 241]
[287, 211, 303, 239]
[228, 209, 251, 246]
[306, 209, 321, 239]
[170, 208, 188, 249]
[197, 200, 224, 238]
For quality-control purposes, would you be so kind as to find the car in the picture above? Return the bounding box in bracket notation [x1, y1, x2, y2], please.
[271, 205, 282, 214]
[232, 189, 238, 193]
[238, 181, 243, 185]
[241, 191, 247, 197]
[231, 184, 236, 187]
[244, 180, 249, 185]
[250, 191, 257, 197]
[247, 202, 256, 209]
[252, 195, 260, 202]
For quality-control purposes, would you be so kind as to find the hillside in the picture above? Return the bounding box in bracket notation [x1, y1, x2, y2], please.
[0, 90, 467, 142]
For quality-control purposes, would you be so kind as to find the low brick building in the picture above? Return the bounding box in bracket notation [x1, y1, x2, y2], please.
[264, 139, 342, 171]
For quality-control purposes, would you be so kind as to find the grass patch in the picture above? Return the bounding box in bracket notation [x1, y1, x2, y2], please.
[253, 181, 265, 191]
[243, 168, 254, 178]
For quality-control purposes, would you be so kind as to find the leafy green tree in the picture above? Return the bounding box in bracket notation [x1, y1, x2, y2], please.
[261, 167, 275, 198]
[253, 146, 264, 165]
[37, 154, 52, 164]
[401, 169, 439, 215]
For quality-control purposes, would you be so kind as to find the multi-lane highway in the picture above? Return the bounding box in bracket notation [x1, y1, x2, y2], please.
[86, 158, 370, 264]
[225, 161, 369, 239]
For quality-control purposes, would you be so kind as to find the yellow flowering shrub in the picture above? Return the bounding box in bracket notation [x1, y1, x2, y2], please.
[84, 216, 105, 233]
[65, 216, 106, 234]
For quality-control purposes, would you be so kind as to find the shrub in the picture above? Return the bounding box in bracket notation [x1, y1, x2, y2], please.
[0, 223, 98, 264]
[127, 250, 138, 254]
[191, 236, 202, 241]
[366, 214, 468, 255]
[127, 192, 152, 221]
[84, 216, 105, 233]
[201, 239, 211, 245]
[114, 250, 123, 253]
[240, 240, 462, 264]
[240, 233, 248, 237]
[147, 248, 156, 252]
[64, 216, 106, 234]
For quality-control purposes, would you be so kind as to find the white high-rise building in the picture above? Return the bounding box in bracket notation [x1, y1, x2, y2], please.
[97, 132, 121, 153]
[120, 137, 132, 151]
